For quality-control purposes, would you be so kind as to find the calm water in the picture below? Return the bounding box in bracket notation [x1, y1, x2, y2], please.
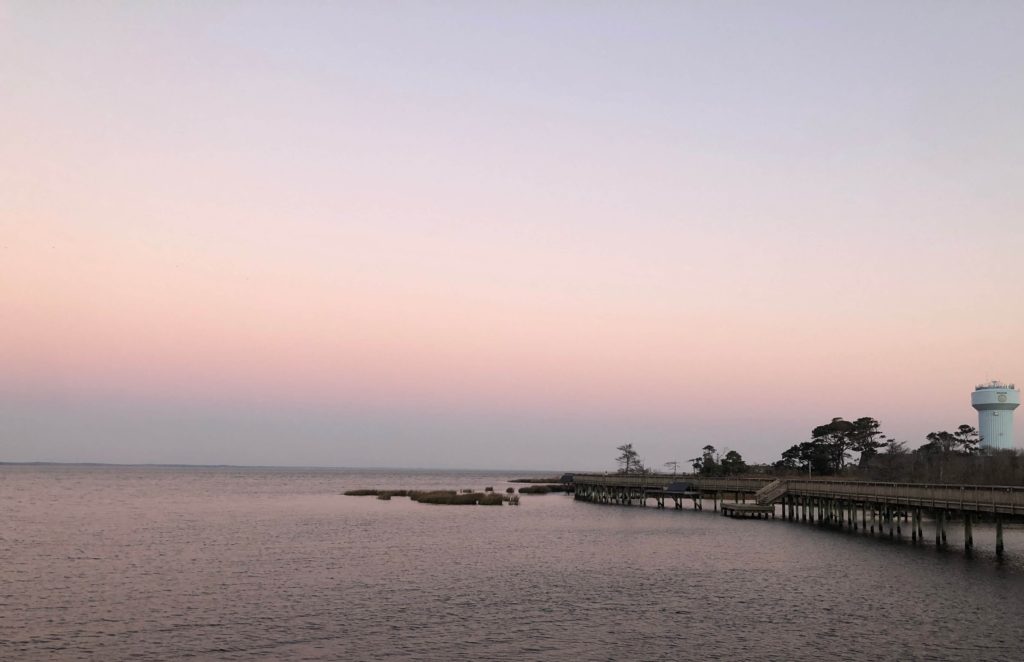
[4, 465, 1024, 661]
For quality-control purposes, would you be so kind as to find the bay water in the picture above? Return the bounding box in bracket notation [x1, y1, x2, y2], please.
[3, 465, 1024, 660]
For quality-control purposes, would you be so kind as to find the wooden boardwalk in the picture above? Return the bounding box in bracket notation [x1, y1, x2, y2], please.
[571, 473, 1024, 557]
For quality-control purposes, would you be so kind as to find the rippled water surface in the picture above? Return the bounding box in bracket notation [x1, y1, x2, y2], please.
[4, 465, 1024, 661]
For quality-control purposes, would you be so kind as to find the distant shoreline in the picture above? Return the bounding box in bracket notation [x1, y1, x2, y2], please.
[0, 461, 573, 473]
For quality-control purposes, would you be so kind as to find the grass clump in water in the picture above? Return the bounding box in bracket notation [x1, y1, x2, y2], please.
[344, 488, 508, 506]
[410, 490, 481, 505]
[478, 493, 503, 505]
[344, 489, 410, 497]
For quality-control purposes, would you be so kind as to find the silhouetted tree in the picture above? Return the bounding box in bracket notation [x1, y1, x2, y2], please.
[615, 443, 646, 474]
[953, 424, 981, 453]
[811, 418, 857, 472]
[692, 445, 722, 476]
[776, 441, 832, 475]
[918, 424, 981, 480]
[850, 417, 885, 467]
[720, 450, 748, 475]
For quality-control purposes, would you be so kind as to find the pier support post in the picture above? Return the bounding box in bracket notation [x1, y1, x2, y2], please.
[964, 513, 973, 553]
[996, 516, 1004, 558]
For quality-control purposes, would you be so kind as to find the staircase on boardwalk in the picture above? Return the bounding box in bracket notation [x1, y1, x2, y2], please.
[755, 478, 788, 505]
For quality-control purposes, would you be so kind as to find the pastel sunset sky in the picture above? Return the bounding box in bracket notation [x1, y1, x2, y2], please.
[3, 2, 1022, 469]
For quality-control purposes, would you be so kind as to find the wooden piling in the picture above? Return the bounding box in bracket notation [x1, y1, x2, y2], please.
[996, 517, 1004, 558]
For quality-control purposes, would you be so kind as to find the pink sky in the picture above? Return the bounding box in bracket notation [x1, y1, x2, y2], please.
[2, 3, 1022, 467]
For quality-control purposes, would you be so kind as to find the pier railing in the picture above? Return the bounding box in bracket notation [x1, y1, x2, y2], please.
[572, 473, 773, 492]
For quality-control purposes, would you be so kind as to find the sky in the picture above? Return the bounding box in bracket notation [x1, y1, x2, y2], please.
[2, 1, 1023, 470]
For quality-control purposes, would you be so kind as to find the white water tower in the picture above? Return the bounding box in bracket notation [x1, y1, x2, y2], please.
[971, 381, 1020, 449]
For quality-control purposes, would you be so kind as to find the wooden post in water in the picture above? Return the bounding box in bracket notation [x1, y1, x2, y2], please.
[940, 511, 947, 546]
[964, 513, 973, 553]
[996, 516, 1004, 558]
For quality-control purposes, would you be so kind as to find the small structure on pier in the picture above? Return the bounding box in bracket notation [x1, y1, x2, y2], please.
[721, 503, 774, 519]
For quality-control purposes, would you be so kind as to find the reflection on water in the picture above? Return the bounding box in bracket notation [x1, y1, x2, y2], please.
[3, 465, 1024, 660]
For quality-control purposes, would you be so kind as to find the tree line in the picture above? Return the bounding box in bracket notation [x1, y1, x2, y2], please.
[612, 417, 1024, 485]
[614, 442, 748, 477]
